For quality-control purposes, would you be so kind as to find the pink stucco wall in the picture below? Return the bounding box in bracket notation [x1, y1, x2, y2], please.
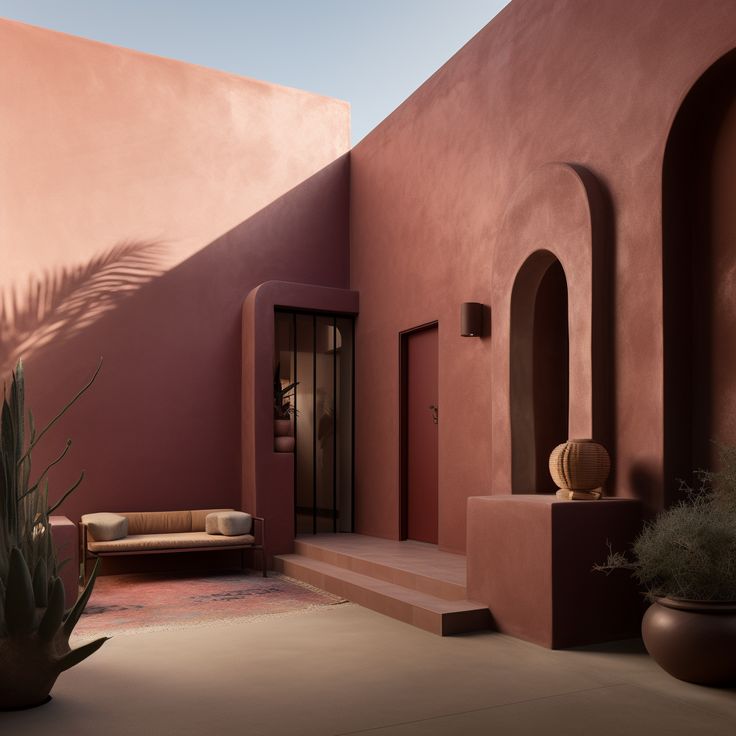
[0, 19, 350, 522]
[350, 0, 736, 553]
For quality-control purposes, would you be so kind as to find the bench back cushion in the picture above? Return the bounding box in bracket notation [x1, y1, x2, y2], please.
[97, 509, 235, 536]
[122, 510, 193, 535]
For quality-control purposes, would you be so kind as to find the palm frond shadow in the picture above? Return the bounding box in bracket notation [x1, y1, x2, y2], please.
[0, 240, 166, 373]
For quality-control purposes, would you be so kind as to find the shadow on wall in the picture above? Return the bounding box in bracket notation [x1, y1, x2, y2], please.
[664, 49, 736, 505]
[6, 155, 349, 523]
[0, 241, 166, 375]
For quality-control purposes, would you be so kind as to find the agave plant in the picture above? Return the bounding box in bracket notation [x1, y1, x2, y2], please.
[0, 360, 105, 710]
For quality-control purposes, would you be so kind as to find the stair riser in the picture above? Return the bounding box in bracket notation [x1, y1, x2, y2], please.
[277, 556, 491, 636]
[276, 557, 448, 635]
[293, 540, 467, 601]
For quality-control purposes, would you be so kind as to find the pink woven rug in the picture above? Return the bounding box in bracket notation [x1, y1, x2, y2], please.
[73, 572, 346, 637]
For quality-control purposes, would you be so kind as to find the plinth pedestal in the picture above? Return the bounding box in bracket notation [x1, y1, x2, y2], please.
[467, 495, 644, 648]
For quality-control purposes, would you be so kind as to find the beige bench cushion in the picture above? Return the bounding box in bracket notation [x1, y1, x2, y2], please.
[206, 511, 252, 536]
[191, 508, 233, 532]
[81, 513, 128, 541]
[88, 531, 255, 553]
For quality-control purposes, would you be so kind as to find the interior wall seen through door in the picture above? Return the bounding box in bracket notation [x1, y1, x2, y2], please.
[275, 310, 354, 534]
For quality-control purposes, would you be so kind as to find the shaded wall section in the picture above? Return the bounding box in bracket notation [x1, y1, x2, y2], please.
[663, 49, 736, 500]
[350, 0, 736, 551]
[0, 19, 350, 522]
[532, 260, 569, 492]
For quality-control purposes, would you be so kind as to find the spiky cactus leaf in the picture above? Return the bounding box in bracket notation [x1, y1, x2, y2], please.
[5, 547, 35, 636]
[58, 636, 109, 673]
[32, 558, 48, 607]
[1, 399, 15, 500]
[10, 361, 24, 457]
[19, 455, 31, 504]
[38, 577, 65, 641]
[28, 409, 36, 444]
[0, 577, 6, 634]
[63, 558, 100, 638]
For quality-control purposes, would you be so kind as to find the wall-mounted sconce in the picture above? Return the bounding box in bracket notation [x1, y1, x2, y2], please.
[461, 302, 484, 337]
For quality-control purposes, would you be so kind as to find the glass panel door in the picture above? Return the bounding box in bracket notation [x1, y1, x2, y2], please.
[275, 310, 354, 534]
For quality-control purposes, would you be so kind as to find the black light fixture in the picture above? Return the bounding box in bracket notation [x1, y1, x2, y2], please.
[461, 302, 484, 337]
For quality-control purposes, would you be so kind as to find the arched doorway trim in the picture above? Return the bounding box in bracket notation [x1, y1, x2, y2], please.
[491, 163, 608, 494]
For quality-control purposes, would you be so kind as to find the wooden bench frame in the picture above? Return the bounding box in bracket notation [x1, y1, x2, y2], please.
[80, 516, 267, 584]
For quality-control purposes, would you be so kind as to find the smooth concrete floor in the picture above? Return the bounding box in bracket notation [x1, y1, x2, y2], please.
[4, 603, 736, 736]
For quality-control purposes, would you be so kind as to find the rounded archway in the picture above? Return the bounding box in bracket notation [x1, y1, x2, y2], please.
[490, 163, 608, 495]
[663, 49, 736, 500]
[510, 251, 569, 492]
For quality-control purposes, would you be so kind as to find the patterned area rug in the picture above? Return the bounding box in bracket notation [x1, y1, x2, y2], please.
[73, 571, 347, 637]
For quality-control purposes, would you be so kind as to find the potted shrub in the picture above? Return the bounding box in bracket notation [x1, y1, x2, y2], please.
[273, 365, 297, 452]
[597, 447, 736, 685]
[0, 360, 107, 710]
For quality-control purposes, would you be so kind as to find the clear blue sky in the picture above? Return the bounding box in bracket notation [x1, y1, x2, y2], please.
[0, 0, 510, 143]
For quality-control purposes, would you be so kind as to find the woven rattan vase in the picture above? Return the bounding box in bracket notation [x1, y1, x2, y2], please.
[549, 439, 610, 500]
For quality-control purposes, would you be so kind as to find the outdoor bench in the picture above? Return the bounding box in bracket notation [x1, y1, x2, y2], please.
[80, 508, 266, 583]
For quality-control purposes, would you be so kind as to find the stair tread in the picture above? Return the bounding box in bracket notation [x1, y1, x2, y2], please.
[295, 534, 466, 586]
[277, 554, 486, 614]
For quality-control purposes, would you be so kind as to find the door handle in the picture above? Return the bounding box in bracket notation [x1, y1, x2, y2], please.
[429, 404, 438, 424]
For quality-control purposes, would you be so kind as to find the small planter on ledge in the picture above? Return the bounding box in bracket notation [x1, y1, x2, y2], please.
[273, 418, 295, 452]
[274, 419, 292, 438]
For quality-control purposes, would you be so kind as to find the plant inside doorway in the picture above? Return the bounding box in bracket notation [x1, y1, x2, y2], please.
[274, 364, 298, 452]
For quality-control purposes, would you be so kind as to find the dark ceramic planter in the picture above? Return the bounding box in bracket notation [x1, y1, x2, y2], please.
[274, 417, 295, 452]
[274, 419, 292, 437]
[642, 597, 736, 686]
[274, 436, 295, 452]
[0, 639, 61, 710]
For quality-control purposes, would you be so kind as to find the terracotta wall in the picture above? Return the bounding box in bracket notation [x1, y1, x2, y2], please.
[350, 0, 736, 552]
[663, 49, 736, 493]
[0, 19, 350, 521]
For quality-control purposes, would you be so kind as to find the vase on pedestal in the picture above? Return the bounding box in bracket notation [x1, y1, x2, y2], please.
[549, 439, 610, 499]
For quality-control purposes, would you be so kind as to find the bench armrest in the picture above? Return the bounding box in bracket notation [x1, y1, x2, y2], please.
[251, 516, 265, 549]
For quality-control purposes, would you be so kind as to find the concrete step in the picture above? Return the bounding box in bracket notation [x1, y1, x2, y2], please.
[293, 536, 467, 601]
[275, 553, 491, 636]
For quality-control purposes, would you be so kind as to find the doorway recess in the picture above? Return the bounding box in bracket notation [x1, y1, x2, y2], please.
[275, 309, 354, 534]
[399, 322, 439, 543]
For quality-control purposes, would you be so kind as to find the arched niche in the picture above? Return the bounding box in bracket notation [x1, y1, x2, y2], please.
[491, 163, 608, 494]
[510, 251, 569, 492]
[663, 49, 736, 500]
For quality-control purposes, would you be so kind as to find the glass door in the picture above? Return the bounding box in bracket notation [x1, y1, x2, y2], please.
[274, 310, 354, 534]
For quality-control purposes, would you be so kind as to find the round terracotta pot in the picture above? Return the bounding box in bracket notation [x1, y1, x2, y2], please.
[549, 439, 610, 492]
[642, 597, 736, 685]
[274, 436, 295, 453]
[274, 418, 292, 437]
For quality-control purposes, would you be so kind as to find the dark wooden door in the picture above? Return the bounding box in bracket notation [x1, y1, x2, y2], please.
[403, 324, 438, 544]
